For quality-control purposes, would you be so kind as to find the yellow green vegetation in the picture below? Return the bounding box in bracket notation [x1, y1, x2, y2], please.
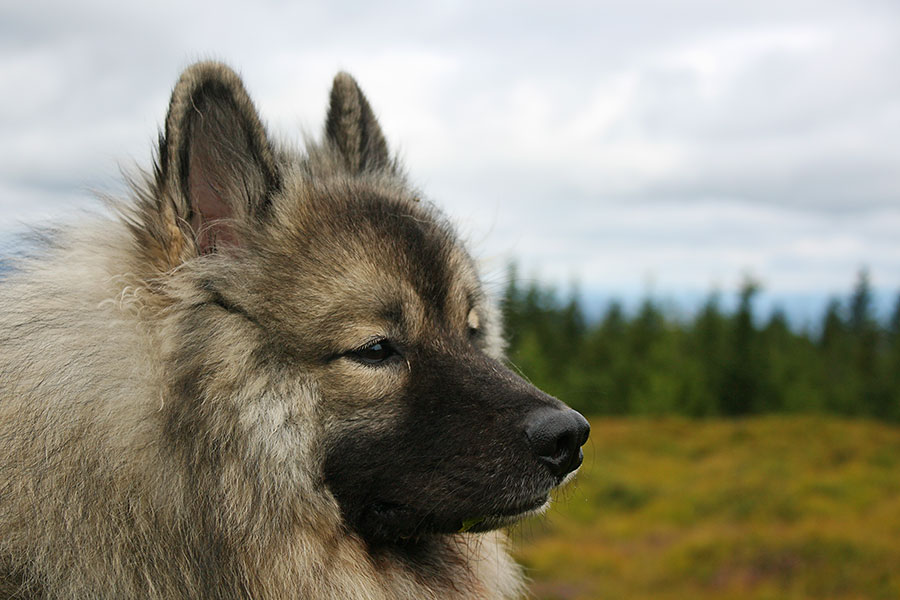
[511, 416, 900, 600]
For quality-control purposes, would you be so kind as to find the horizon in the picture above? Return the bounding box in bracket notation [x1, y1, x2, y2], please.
[507, 270, 898, 331]
[3, 227, 894, 332]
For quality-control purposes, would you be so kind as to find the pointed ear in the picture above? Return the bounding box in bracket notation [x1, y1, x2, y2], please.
[325, 73, 392, 174]
[159, 61, 279, 254]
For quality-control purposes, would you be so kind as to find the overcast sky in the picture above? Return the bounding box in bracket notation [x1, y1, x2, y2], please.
[1, 0, 899, 319]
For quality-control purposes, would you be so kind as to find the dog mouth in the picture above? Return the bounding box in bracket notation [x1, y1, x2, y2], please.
[452, 495, 551, 533]
[362, 494, 550, 543]
[351, 458, 586, 545]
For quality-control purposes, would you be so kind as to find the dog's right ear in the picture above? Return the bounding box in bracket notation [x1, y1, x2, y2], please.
[157, 61, 280, 255]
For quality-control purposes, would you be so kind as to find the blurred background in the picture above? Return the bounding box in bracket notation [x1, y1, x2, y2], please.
[2, 1, 898, 598]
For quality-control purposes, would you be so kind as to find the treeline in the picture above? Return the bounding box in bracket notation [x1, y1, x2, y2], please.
[502, 268, 900, 420]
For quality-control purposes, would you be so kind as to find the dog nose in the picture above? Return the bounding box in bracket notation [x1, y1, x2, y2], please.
[524, 408, 590, 478]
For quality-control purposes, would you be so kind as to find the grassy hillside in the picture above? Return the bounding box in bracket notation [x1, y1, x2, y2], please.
[510, 416, 900, 600]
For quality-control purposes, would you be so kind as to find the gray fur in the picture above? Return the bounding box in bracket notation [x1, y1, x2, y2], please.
[0, 62, 564, 600]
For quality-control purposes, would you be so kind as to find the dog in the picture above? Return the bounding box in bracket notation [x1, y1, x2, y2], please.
[0, 62, 589, 599]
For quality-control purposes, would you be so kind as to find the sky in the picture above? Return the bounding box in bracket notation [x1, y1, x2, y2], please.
[1, 0, 899, 323]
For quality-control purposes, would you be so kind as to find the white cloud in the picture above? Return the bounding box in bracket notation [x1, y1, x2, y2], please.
[1, 0, 899, 312]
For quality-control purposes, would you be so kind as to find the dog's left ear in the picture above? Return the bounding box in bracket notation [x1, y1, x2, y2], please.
[159, 61, 280, 254]
[325, 73, 392, 174]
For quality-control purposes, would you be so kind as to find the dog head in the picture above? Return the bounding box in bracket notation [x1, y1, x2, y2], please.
[136, 62, 589, 546]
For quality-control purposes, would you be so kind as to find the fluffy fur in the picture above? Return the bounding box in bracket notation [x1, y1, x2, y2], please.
[0, 62, 586, 599]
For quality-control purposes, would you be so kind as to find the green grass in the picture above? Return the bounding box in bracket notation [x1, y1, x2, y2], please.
[510, 416, 900, 600]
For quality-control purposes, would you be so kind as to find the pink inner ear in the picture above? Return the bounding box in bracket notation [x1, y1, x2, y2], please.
[187, 153, 239, 254]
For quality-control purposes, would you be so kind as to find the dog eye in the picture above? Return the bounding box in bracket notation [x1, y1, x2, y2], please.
[349, 339, 398, 365]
